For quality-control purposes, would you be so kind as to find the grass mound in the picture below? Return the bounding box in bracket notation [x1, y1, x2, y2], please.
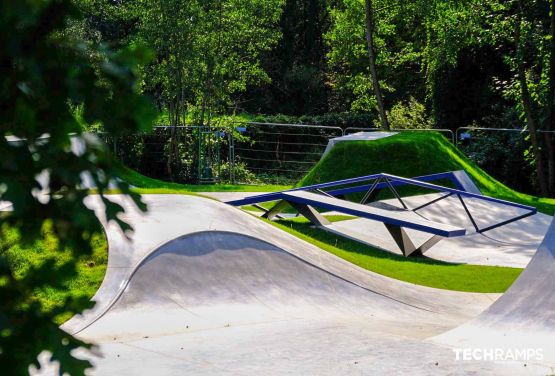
[299, 132, 555, 215]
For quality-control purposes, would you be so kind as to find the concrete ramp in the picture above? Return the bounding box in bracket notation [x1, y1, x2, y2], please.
[322, 193, 551, 267]
[63, 194, 552, 375]
[82, 231, 428, 343]
[435, 217, 555, 366]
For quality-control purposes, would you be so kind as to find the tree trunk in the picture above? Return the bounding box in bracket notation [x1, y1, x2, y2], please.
[516, 0, 548, 195]
[364, 0, 389, 130]
[545, 0, 555, 195]
[166, 100, 176, 181]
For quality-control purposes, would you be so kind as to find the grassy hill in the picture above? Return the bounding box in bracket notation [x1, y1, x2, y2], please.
[299, 132, 555, 215]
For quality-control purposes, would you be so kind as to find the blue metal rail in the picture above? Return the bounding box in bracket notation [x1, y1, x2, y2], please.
[281, 191, 465, 237]
[227, 171, 463, 206]
[227, 171, 537, 234]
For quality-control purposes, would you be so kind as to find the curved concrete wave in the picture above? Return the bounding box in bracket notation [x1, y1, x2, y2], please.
[434, 217, 555, 368]
[65, 194, 553, 375]
[80, 231, 440, 343]
[64, 194, 495, 335]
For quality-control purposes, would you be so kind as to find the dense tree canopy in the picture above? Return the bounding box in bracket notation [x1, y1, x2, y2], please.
[65, 0, 555, 195]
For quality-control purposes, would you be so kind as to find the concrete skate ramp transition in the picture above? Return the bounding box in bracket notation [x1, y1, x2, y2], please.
[65, 195, 554, 375]
[83, 231, 434, 342]
[435, 217, 555, 363]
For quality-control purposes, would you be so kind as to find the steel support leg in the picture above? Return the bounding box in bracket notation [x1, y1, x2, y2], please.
[287, 201, 331, 226]
[360, 178, 382, 204]
[384, 224, 442, 257]
[416, 235, 442, 254]
[253, 204, 284, 219]
[383, 177, 408, 210]
[314, 189, 335, 198]
[362, 188, 382, 204]
[384, 224, 417, 256]
[262, 200, 289, 220]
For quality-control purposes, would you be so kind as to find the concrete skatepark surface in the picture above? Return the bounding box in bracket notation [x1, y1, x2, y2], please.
[203, 191, 550, 267]
[325, 193, 551, 267]
[48, 194, 555, 375]
[435, 216, 555, 364]
[322, 131, 398, 156]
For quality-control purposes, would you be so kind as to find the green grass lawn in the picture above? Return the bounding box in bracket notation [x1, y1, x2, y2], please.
[299, 132, 555, 215]
[268, 216, 521, 293]
[1, 222, 108, 324]
[117, 164, 291, 193]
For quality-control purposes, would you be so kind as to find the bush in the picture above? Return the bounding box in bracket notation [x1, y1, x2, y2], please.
[459, 131, 534, 194]
[250, 112, 375, 129]
[378, 97, 432, 129]
[220, 161, 258, 184]
[251, 172, 298, 185]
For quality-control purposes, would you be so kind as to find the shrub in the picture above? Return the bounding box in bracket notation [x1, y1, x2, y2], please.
[459, 131, 534, 194]
[379, 97, 432, 129]
[220, 161, 258, 184]
[250, 112, 374, 129]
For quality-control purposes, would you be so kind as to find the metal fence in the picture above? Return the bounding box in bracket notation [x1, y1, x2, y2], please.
[109, 123, 540, 185]
[229, 122, 343, 183]
[455, 127, 555, 148]
[108, 125, 226, 184]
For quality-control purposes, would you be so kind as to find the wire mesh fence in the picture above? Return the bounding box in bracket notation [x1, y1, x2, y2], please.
[229, 122, 343, 184]
[102, 122, 552, 190]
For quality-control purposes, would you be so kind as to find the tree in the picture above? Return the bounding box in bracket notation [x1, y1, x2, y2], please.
[417, 0, 555, 196]
[511, 0, 555, 196]
[0, 0, 155, 373]
[364, 0, 389, 129]
[546, 0, 555, 193]
[514, 0, 548, 195]
[130, 0, 284, 178]
[326, 0, 427, 123]
[243, 0, 331, 115]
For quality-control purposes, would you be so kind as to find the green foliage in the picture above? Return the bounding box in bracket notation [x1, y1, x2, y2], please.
[220, 161, 258, 184]
[245, 0, 330, 115]
[163, 132, 196, 182]
[249, 112, 374, 128]
[460, 130, 535, 194]
[71, 0, 138, 47]
[420, 1, 484, 91]
[1, 222, 108, 325]
[325, 0, 428, 113]
[0, 0, 156, 373]
[380, 97, 432, 129]
[132, 0, 285, 123]
[116, 164, 291, 192]
[326, 0, 378, 112]
[422, 0, 555, 195]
